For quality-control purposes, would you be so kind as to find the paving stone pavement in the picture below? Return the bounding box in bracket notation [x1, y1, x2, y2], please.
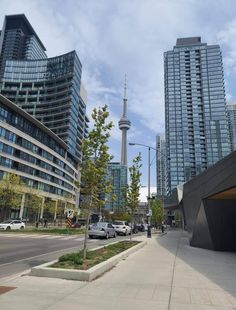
[1, 230, 236, 310]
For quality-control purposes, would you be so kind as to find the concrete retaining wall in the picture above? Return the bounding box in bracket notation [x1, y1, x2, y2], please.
[31, 240, 146, 281]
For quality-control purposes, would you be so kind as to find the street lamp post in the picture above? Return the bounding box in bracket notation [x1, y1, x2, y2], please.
[129, 142, 157, 238]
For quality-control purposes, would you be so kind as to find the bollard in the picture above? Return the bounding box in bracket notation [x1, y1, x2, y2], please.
[147, 225, 151, 238]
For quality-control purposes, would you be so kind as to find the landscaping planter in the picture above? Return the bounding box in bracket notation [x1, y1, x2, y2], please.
[30, 240, 146, 281]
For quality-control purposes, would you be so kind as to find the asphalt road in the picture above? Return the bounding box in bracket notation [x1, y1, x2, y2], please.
[0, 233, 139, 280]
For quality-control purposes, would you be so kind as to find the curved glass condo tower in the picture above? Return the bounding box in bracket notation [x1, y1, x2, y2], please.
[0, 14, 88, 162]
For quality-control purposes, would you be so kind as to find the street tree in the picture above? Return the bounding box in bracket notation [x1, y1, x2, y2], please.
[126, 154, 142, 240]
[0, 173, 24, 220]
[78, 105, 113, 259]
[151, 197, 164, 228]
[25, 193, 42, 221]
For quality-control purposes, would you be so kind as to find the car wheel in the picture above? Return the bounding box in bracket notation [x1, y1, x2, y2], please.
[89, 235, 93, 239]
[124, 230, 127, 236]
[113, 232, 117, 238]
[20, 226, 24, 229]
[6, 226, 11, 230]
[105, 232, 109, 239]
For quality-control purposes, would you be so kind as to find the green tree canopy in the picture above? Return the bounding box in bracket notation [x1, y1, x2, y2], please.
[0, 173, 25, 219]
[77, 105, 113, 258]
[151, 197, 164, 227]
[126, 154, 142, 238]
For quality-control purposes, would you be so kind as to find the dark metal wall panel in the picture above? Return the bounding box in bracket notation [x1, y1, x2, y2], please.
[190, 202, 214, 250]
[204, 199, 236, 251]
[182, 150, 236, 251]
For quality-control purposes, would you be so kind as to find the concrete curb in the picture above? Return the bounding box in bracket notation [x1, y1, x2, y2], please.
[30, 240, 147, 281]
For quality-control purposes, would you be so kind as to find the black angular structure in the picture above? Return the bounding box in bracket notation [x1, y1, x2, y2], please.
[182, 150, 236, 251]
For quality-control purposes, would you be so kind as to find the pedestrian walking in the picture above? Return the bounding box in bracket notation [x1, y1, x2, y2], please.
[44, 218, 48, 228]
[161, 221, 165, 233]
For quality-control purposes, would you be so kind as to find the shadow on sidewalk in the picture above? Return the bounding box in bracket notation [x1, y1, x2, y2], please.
[156, 228, 236, 299]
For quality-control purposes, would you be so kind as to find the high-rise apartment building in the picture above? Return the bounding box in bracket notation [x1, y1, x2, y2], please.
[105, 162, 127, 212]
[0, 14, 47, 76]
[164, 37, 230, 193]
[0, 14, 88, 162]
[227, 102, 236, 151]
[156, 134, 167, 197]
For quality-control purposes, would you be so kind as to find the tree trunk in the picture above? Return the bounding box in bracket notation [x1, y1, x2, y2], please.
[83, 207, 91, 260]
[130, 215, 134, 241]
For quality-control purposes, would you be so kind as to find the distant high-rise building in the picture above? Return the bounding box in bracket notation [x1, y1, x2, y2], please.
[105, 162, 127, 212]
[164, 37, 230, 193]
[156, 135, 167, 197]
[0, 14, 88, 162]
[0, 14, 47, 76]
[119, 76, 131, 166]
[227, 102, 236, 151]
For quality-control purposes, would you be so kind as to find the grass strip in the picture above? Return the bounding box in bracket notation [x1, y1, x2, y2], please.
[0, 228, 85, 235]
[51, 240, 140, 270]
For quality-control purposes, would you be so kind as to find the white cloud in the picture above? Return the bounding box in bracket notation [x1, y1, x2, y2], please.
[217, 19, 236, 74]
[2, 0, 236, 185]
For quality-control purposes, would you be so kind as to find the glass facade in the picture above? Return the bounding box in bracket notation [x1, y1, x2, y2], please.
[0, 95, 78, 202]
[0, 14, 46, 76]
[227, 102, 236, 151]
[0, 14, 88, 162]
[164, 37, 230, 193]
[105, 162, 127, 212]
[156, 135, 167, 196]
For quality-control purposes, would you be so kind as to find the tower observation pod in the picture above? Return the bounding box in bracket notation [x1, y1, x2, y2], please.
[119, 75, 131, 166]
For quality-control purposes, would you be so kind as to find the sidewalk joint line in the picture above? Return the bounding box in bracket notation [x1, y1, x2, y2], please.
[167, 230, 182, 310]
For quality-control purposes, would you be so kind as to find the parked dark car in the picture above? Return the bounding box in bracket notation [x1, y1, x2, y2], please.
[137, 224, 145, 232]
[71, 222, 81, 228]
[132, 224, 139, 234]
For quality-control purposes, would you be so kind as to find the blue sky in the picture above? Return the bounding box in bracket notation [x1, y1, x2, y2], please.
[1, 0, 236, 188]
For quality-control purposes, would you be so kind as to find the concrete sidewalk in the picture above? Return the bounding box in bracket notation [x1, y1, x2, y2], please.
[1, 230, 236, 310]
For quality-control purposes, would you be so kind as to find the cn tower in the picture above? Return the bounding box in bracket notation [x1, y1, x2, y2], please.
[119, 76, 131, 165]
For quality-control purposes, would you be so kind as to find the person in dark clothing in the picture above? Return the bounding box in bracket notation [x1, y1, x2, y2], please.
[44, 218, 48, 228]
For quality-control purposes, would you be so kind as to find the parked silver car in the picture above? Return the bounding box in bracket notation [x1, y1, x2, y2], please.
[88, 222, 116, 239]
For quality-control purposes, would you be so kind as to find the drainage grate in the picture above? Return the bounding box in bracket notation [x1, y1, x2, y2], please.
[0, 286, 16, 295]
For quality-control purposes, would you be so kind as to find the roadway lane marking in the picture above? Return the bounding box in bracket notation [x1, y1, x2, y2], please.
[73, 237, 85, 241]
[58, 236, 80, 240]
[42, 235, 69, 239]
[0, 245, 84, 268]
[0, 234, 26, 237]
[0, 238, 112, 268]
[0, 234, 84, 240]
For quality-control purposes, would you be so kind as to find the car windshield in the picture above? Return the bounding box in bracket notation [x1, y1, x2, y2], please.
[113, 221, 124, 225]
[93, 222, 107, 228]
[1, 220, 12, 224]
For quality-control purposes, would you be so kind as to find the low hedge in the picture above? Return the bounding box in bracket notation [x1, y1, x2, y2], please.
[51, 240, 140, 270]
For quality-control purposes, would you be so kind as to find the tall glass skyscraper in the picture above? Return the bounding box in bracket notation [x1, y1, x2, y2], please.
[0, 14, 47, 76]
[227, 102, 236, 151]
[105, 162, 127, 212]
[0, 14, 88, 162]
[156, 134, 167, 197]
[164, 37, 230, 193]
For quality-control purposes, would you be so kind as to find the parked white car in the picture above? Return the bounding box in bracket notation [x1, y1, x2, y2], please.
[0, 220, 25, 230]
[113, 220, 131, 236]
